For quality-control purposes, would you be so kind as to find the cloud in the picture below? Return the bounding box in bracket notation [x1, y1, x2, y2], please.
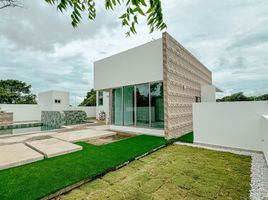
[0, 0, 267, 105]
[0, 0, 120, 51]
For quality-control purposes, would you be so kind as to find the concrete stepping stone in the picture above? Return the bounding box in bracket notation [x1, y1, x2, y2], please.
[87, 125, 110, 131]
[26, 138, 82, 158]
[52, 129, 116, 142]
[0, 143, 44, 170]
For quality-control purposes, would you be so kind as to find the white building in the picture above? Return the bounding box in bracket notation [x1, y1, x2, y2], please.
[94, 32, 218, 138]
[38, 90, 70, 111]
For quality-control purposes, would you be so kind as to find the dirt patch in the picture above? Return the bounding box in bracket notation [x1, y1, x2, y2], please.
[87, 132, 135, 145]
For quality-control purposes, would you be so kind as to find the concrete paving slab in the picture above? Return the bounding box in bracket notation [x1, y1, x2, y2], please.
[0, 143, 44, 170]
[52, 129, 116, 142]
[0, 132, 57, 146]
[87, 125, 110, 131]
[26, 138, 82, 158]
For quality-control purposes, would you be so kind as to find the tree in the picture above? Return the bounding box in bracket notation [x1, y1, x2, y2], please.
[217, 92, 268, 102]
[45, 0, 166, 36]
[79, 89, 96, 106]
[0, 79, 37, 104]
[0, 0, 21, 9]
[255, 94, 268, 101]
[1, 0, 166, 35]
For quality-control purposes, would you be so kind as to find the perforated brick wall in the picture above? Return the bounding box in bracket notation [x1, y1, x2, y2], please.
[163, 32, 212, 138]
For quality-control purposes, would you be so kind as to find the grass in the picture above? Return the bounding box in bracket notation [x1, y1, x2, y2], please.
[174, 131, 194, 143]
[0, 135, 167, 200]
[59, 144, 251, 200]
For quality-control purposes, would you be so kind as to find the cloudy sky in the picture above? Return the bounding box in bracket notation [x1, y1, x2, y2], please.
[0, 0, 267, 105]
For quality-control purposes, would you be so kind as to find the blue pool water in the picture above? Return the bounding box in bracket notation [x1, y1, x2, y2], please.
[0, 126, 59, 135]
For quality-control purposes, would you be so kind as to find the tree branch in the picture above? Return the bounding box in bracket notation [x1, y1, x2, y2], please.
[0, 0, 21, 10]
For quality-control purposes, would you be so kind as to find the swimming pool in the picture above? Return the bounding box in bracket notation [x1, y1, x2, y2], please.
[0, 125, 60, 136]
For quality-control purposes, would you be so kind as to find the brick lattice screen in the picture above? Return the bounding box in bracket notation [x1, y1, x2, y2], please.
[163, 32, 212, 138]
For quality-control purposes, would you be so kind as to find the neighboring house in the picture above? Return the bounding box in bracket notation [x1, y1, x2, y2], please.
[38, 90, 70, 111]
[94, 32, 217, 138]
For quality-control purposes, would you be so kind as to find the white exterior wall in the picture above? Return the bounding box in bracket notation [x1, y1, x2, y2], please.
[262, 115, 268, 164]
[0, 104, 96, 121]
[38, 92, 52, 110]
[94, 39, 163, 90]
[96, 91, 109, 121]
[0, 91, 96, 122]
[38, 91, 69, 111]
[67, 106, 96, 118]
[0, 104, 40, 122]
[201, 85, 216, 102]
[193, 101, 268, 151]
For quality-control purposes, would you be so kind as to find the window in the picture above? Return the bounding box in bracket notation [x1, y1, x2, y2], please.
[112, 88, 123, 125]
[112, 81, 164, 129]
[98, 91, 103, 106]
[150, 82, 164, 128]
[136, 83, 150, 127]
[54, 99, 61, 104]
[195, 96, 201, 103]
[123, 86, 135, 126]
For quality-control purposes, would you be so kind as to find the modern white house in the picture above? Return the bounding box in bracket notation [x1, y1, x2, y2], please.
[94, 32, 219, 138]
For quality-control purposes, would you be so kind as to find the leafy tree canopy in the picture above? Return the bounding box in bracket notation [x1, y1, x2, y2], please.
[45, 0, 166, 36]
[79, 89, 96, 106]
[0, 79, 37, 104]
[217, 92, 268, 102]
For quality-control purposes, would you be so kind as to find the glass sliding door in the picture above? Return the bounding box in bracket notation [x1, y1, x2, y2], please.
[123, 86, 135, 126]
[150, 82, 164, 128]
[136, 83, 149, 127]
[112, 82, 164, 129]
[112, 88, 123, 125]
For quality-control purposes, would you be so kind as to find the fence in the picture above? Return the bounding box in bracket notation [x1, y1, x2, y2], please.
[0, 104, 96, 122]
[193, 101, 268, 162]
[262, 115, 268, 164]
[0, 104, 40, 121]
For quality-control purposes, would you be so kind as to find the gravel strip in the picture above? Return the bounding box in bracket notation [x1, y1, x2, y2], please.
[250, 153, 268, 200]
[174, 142, 268, 199]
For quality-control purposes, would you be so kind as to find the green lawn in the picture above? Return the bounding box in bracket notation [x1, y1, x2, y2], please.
[59, 144, 251, 200]
[173, 131, 194, 143]
[0, 135, 167, 200]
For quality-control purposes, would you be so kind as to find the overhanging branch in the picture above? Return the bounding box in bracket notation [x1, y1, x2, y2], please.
[0, 0, 22, 10]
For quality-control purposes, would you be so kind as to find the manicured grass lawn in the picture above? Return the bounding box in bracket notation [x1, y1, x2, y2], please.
[59, 144, 251, 200]
[174, 131, 194, 143]
[0, 135, 167, 200]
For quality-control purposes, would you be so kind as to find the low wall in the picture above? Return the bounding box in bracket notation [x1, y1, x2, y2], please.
[41, 111, 65, 128]
[41, 110, 87, 127]
[0, 104, 40, 122]
[193, 101, 268, 151]
[0, 104, 96, 122]
[262, 115, 268, 164]
[63, 110, 87, 125]
[68, 106, 96, 118]
[0, 112, 13, 124]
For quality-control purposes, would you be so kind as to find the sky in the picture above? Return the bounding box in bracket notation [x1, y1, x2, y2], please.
[0, 0, 268, 105]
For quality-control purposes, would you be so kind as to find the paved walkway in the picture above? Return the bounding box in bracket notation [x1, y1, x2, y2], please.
[0, 143, 43, 170]
[0, 126, 116, 171]
[52, 129, 116, 142]
[26, 138, 82, 158]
